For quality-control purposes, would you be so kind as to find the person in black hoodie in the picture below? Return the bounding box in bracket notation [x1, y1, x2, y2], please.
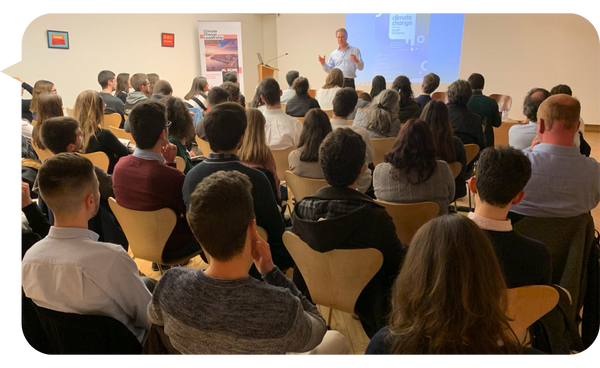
[292, 127, 407, 338]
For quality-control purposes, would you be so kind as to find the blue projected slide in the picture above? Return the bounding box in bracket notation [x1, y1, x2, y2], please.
[345, 14, 465, 85]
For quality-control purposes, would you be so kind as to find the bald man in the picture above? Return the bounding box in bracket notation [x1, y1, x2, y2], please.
[510, 94, 600, 218]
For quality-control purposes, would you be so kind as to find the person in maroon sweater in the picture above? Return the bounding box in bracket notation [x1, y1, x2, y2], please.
[112, 100, 202, 268]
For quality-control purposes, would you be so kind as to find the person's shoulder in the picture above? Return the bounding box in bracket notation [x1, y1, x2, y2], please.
[365, 327, 392, 354]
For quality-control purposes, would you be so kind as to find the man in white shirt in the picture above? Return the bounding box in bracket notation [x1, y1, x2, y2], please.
[318, 28, 364, 90]
[330, 87, 374, 193]
[281, 70, 299, 104]
[22, 153, 152, 344]
[508, 88, 550, 150]
[260, 77, 304, 150]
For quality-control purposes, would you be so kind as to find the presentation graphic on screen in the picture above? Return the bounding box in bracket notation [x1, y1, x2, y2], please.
[345, 13, 465, 87]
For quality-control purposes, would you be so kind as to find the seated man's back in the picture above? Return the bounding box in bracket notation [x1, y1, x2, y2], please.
[260, 77, 303, 150]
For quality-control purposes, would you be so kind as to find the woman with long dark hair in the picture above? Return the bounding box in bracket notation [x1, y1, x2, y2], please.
[115, 73, 130, 104]
[184, 77, 210, 111]
[370, 75, 386, 99]
[31, 92, 63, 150]
[366, 214, 523, 354]
[420, 100, 467, 200]
[161, 96, 196, 174]
[373, 119, 454, 215]
[391, 75, 421, 123]
[30, 80, 56, 120]
[288, 108, 332, 179]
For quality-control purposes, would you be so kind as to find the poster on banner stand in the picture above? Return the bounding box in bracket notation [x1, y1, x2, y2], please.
[197, 22, 244, 96]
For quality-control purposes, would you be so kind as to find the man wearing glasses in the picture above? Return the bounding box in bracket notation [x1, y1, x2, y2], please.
[113, 100, 203, 271]
[124, 73, 151, 116]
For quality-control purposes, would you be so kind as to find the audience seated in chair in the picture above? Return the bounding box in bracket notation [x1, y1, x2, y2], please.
[147, 170, 350, 354]
[292, 128, 407, 338]
[112, 100, 202, 270]
[288, 108, 332, 179]
[115, 72, 130, 104]
[150, 80, 173, 101]
[285, 77, 320, 118]
[414, 72, 440, 109]
[366, 214, 534, 354]
[281, 70, 299, 104]
[549, 84, 590, 156]
[352, 89, 401, 138]
[315, 68, 344, 110]
[124, 73, 150, 117]
[221, 81, 242, 106]
[391, 75, 421, 124]
[373, 119, 455, 215]
[508, 88, 551, 150]
[468, 146, 552, 288]
[184, 76, 210, 112]
[510, 94, 600, 218]
[223, 71, 246, 108]
[330, 87, 374, 193]
[31, 92, 64, 151]
[447, 79, 485, 153]
[347, 90, 372, 121]
[182, 102, 293, 274]
[260, 77, 304, 150]
[29, 79, 57, 122]
[98, 70, 125, 121]
[467, 73, 502, 148]
[161, 96, 195, 174]
[22, 153, 152, 345]
[194, 86, 230, 141]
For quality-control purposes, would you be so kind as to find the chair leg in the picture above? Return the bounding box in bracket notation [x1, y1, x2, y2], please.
[327, 307, 333, 329]
[158, 264, 164, 275]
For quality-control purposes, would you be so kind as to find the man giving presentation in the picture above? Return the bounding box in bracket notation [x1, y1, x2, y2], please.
[318, 28, 364, 90]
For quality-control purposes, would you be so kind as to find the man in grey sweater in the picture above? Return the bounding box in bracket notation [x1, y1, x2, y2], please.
[147, 170, 348, 354]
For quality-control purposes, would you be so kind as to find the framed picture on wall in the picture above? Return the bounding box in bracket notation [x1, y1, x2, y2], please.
[47, 30, 69, 49]
[161, 33, 174, 47]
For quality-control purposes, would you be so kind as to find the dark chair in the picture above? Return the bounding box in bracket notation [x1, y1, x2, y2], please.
[24, 295, 142, 354]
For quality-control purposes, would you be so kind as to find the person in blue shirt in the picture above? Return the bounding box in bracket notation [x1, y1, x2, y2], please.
[318, 28, 364, 90]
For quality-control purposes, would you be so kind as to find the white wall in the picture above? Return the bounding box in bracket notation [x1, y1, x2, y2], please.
[275, 13, 600, 125]
[3, 13, 276, 108]
[4, 13, 598, 125]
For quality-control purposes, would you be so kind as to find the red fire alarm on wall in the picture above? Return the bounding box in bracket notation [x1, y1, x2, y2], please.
[161, 33, 174, 47]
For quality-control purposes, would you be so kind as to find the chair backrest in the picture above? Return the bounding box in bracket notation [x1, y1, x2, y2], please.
[29, 299, 142, 354]
[493, 120, 521, 147]
[195, 136, 212, 156]
[65, 107, 75, 117]
[374, 199, 439, 244]
[257, 226, 268, 241]
[431, 91, 448, 103]
[104, 113, 122, 129]
[271, 146, 296, 182]
[489, 94, 513, 112]
[282, 231, 383, 314]
[174, 156, 185, 172]
[108, 126, 135, 145]
[323, 109, 334, 118]
[464, 144, 480, 165]
[506, 285, 559, 339]
[281, 104, 286, 112]
[370, 137, 396, 167]
[447, 161, 463, 179]
[284, 170, 328, 203]
[295, 117, 304, 124]
[77, 151, 110, 172]
[348, 120, 353, 126]
[108, 197, 177, 265]
[308, 89, 317, 98]
[31, 141, 54, 162]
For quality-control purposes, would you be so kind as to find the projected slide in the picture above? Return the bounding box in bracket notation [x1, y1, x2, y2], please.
[345, 14, 465, 86]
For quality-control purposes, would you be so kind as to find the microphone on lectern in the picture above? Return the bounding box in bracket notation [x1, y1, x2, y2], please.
[265, 53, 288, 67]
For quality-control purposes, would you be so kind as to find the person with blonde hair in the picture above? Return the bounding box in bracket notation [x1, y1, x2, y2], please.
[366, 214, 525, 354]
[29, 80, 56, 120]
[31, 92, 63, 150]
[115, 73, 130, 104]
[238, 108, 281, 201]
[315, 68, 344, 110]
[73, 90, 129, 173]
[352, 89, 401, 138]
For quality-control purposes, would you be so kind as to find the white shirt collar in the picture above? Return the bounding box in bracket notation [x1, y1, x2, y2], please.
[468, 212, 513, 232]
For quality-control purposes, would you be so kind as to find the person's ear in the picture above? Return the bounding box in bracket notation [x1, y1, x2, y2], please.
[84, 193, 94, 212]
[468, 177, 478, 194]
[511, 191, 526, 206]
[280, 90, 283, 97]
[260, 95, 265, 103]
[538, 118, 546, 134]
[66, 143, 76, 152]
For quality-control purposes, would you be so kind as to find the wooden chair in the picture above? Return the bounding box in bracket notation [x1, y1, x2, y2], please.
[348, 120, 353, 126]
[284, 170, 328, 203]
[493, 119, 522, 147]
[195, 136, 212, 156]
[282, 231, 383, 327]
[489, 94, 513, 114]
[271, 146, 296, 183]
[104, 113, 122, 129]
[506, 285, 559, 341]
[308, 89, 317, 98]
[108, 126, 135, 145]
[355, 90, 364, 96]
[281, 104, 286, 112]
[447, 161, 463, 212]
[77, 151, 110, 172]
[464, 144, 481, 210]
[175, 156, 185, 172]
[370, 137, 396, 167]
[431, 91, 448, 103]
[374, 200, 439, 244]
[295, 117, 304, 124]
[323, 110, 334, 118]
[31, 141, 54, 162]
[108, 198, 202, 274]
[65, 107, 75, 117]
[257, 226, 268, 242]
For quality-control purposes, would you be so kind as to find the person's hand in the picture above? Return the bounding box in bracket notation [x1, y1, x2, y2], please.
[189, 110, 195, 117]
[22, 182, 33, 209]
[250, 222, 275, 275]
[530, 135, 540, 151]
[189, 150, 196, 158]
[350, 54, 358, 63]
[318, 55, 326, 65]
[161, 142, 177, 163]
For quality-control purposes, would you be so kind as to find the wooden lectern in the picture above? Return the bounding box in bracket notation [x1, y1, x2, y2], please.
[258, 64, 278, 82]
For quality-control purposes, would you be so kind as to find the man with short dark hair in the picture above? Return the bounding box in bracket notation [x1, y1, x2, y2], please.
[330, 87, 374, 193]
[260, 77, 304, 150]
[414, 72, 440, 108]
[508, 88, 551, 150]
[22, 153, 152, 344]
[98, 70, 125, 119]
[292, 128, 406, 339]
[467, 72, 501, 147]
[468, 146, 551, 288]
[222, 71, 246, 107]
[148, 170, 348, 354]
[281, 70, 299, 104]
[151, 80, 173, 100]
[124, 73, 150, 117]
[113, 100, 202, 269]
[195, 86, 230, 140]
[183, 102, 292, 273]
[447, 79, 485, 152]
